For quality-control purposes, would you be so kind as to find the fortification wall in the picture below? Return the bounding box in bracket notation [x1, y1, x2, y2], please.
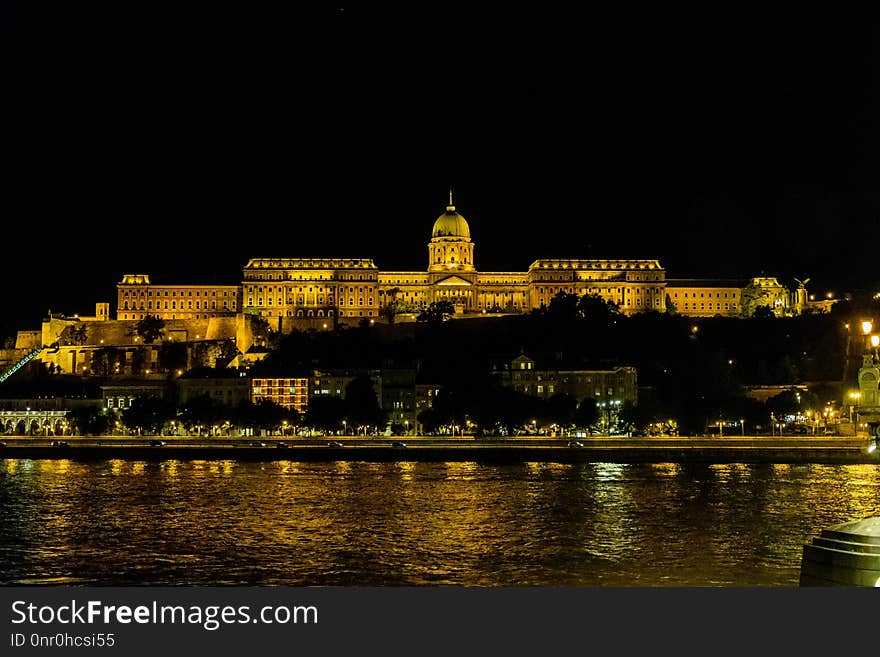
[15, 331, 41, 350]
[0, 348, 31, 370]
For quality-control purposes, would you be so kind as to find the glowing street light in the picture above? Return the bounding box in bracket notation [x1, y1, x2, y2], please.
[861, 320, 873, 335]
[871, 335, 880, 348]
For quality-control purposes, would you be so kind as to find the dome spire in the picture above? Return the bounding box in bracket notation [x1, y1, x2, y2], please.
[447, 188, 455, 212]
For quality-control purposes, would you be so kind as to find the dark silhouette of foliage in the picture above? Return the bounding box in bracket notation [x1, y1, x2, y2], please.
[306, 395, 348, 432]
[417, 301, 455, 324]
[135, 315, 166, 344]
[344, 375, 385, 428]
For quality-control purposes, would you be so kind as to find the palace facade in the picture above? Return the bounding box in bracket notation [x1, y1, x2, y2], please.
[116, 197, 669, 326]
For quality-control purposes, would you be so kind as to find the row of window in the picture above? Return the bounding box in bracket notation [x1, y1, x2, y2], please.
[535, 286, 661, 295]
[672, 291, 739, 299]
[248, 273, 377, 281]
[246, 286, 374, 293]
[681, 302, 738, 311]
[123, 301, 236, 310]
[120, 313, 216, 320]
[257, 309, 376, 318]
[514, 384, 620, 397]
[121, 289, 235, 298]
[248, 297, 373, 306]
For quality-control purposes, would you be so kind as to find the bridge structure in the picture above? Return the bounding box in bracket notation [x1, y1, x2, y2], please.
[0, 410, 69, 435]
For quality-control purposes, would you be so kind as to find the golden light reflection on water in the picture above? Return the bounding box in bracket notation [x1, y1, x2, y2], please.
[649, 463, 681, 476]
[594, 462, 626, 479]
[396, 461, 415, 481]
[0, 460, 878, 586]
[442, 461, 479, 479]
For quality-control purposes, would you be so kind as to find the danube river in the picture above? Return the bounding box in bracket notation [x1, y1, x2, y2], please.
[1, 459, 878, 586]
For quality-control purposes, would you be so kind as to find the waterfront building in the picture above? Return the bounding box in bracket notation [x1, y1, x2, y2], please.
[251, 377, 308, 413]
[309, 368, 441, 433]
[101, 381, 167, 410]
[309, 370, 370, 400]
[494, 354, 638, 406]
[178, 370, 251, 407]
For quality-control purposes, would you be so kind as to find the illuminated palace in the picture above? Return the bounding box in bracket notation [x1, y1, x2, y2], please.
[117, 195, 669, 327]
[116, 195, 814, 327]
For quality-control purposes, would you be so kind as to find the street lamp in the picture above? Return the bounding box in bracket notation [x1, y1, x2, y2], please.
[740, 419, 745, 436]
[862, 320, 873, 335]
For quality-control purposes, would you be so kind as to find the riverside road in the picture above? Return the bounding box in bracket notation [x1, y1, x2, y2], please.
[1, 435, 878, 464]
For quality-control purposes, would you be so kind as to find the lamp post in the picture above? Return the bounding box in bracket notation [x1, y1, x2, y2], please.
[740, 419, 745, 436]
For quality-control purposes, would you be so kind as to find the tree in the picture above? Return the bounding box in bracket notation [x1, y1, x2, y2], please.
[417, 408, 442, 434]
[61, 323, 88, 346]
[306, 395, 347, 432]
[547, 292, 580, 322]
[766, 388, 819, 418]
[752, 305, 775, 320]
[431, 387, 469, 430]
[89, 347, 124, 377]
[250, 315, 272, 347]
[179, 394, 225, 435]
[577, 293, 621, 323]
[380, 287, 401, 324]
[545, 392, 577, 427]
[68, 405, 114, 435]
[135, 315, 166, 344]
[617, 400, 644, 435]
[665, 294, 678, 315]
[122, 397, 176, 435]
[158, 342, 188, 373]
[130, 347, 150, 376]
[344, 375, 385, 430]
[234, 399, 287, 434]
[417, 300, 455, 324]
[573, 398, 599, 432]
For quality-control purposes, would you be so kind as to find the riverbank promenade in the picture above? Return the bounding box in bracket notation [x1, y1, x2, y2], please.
[1, 435, 878, 464]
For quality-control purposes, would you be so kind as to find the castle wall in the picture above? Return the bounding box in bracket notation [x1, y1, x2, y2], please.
[15, 330, 41, 350]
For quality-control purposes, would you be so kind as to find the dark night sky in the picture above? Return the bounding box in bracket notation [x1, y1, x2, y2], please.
[1, 2, 878, 337]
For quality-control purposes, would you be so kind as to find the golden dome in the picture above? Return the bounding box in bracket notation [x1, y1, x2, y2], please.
[432, 192, 471, 239]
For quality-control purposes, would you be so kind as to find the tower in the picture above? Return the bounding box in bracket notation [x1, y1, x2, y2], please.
[428, 191, 475, 273]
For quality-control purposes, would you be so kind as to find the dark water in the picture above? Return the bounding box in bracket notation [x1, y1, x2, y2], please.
[1, 459, 878, 586]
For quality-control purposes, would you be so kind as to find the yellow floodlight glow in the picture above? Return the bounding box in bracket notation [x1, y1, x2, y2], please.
[861, 320, 873, 335]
